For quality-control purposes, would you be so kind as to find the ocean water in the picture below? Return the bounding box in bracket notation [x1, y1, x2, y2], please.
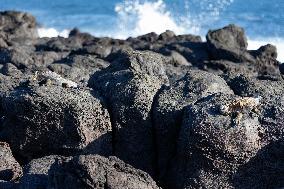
[0, 0, 283, 61]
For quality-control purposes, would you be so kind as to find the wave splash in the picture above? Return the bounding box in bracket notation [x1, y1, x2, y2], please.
[37, 0, 234, 39]
[114, 0, 234, 38]
[114, 0, 185, 38]
[36, 0, 283, 62]
[37, 27, 69, 38]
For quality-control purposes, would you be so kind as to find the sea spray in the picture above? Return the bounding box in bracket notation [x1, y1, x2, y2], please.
[34, 0, 283, 62]
[114, 0, 234, 38]
[37, 27, 69, 38]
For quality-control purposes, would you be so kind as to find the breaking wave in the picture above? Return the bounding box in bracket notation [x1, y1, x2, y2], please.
[37, 27, 69, 38]
[36, 0, 283, 62]
[114, 0, 234, 38]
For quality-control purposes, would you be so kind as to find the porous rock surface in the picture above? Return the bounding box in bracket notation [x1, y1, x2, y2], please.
[50, 155, 160, 189]
[1, 84, 112, 162]
[88, 50, 169, 176]
[0, 142, 22, 181]
[19, 155, 70, 189]
[0, 10, 283, 189]
[153, 70, 234, 183]
[165, 93, 263, 188]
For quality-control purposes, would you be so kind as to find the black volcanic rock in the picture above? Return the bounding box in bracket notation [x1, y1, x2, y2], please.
[250, 44, 280, 76]
[1, 63, 23, 77]
[49, 155, 160, 189]
[0, 10, 283, 189]
[35, 37, 82, 52]
[233, 139, 284, 189]
[206, 24, 254, 63]
[1, 85, 112, 162]
[19, 155, 70, 189]
[49, 54, 110, 84]
[19, 155, 160, 189]
[164, 75, 284, 188]
[153, 70, 233, 184]
[89, 50, 168, 176]
[166, 93, 264, 188]
[0, 46, 68, 70]
[228, 75, 284, 144]
[206, 25, 281, 78]
[0, 11, 38, 42]
[0, 142, 22, 181]
[200, 60, 259, 78]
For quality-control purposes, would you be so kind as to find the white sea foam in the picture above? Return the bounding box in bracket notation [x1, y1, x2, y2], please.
[37, 27, 69, 38]
[37, 0, 234, 39]
[113, 0, 234, 38]
[36, 0, 283, 63]
[114, 0, 184, 38]
[248, 38, 284, 63]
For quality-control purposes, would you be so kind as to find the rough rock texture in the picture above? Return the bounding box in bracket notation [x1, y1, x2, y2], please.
[0, 11, 38, 41]
[228, 75, 284, 144]
[206, 25, 280, 77]
[0, 10, 283, 189]
[49, 54, 109, 84]
[233, 139, 284, 189]
[0, 142, 22, 181]
[19, 155, 70, 189]
[1, 84, 112, 162]
[153, 70, 233, 183]
[50, 155, 160, 189]
[166, 93, 264, 189]
[0, 46, 68, 70]
[206, 24, 253, 62]
[89, 50, 168, 176]
[249, 44, 280, 76]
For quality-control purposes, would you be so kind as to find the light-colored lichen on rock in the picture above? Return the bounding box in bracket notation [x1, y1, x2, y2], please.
[219, 96, 262, 115]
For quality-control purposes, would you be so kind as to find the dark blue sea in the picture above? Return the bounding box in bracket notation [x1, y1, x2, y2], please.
[1, 0, 284, 61]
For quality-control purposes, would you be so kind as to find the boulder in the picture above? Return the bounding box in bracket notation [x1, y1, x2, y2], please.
[206, 25, 280, 77]
[19, 155, 70, 189]
[1, 63, 23, 77]
[0, 37, 8, 48]
[158, 30, 176, 41]
[68, 28, 96, 43]
[88, 50, 168, 175]
[166, 93, 264, 188]
[49, 54, 109, 84]
[0, 73, 23, 96]
[77, 37, 128, 59]
[206, 24, 254, 62]
[0, 46, 67, 70]
[153, 70, 233, 184]
[200, 60, 259, 78]
[160, 41, 209, 66]
[134, 32, 159, 43]
[233, 139, 284, 189]
[0, 142, 22, 181]
[167, 51, 190, 66]
[35, 37, 82, 52]
[49, 155, 160, 189]
[1, 85, 112, 162]
[228, 75, 284, 143]
[250, 44, 280, 76]
[0, 11, 38, 41]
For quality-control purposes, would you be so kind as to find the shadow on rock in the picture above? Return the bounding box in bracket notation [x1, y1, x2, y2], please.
[233, 139, 284, 189]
